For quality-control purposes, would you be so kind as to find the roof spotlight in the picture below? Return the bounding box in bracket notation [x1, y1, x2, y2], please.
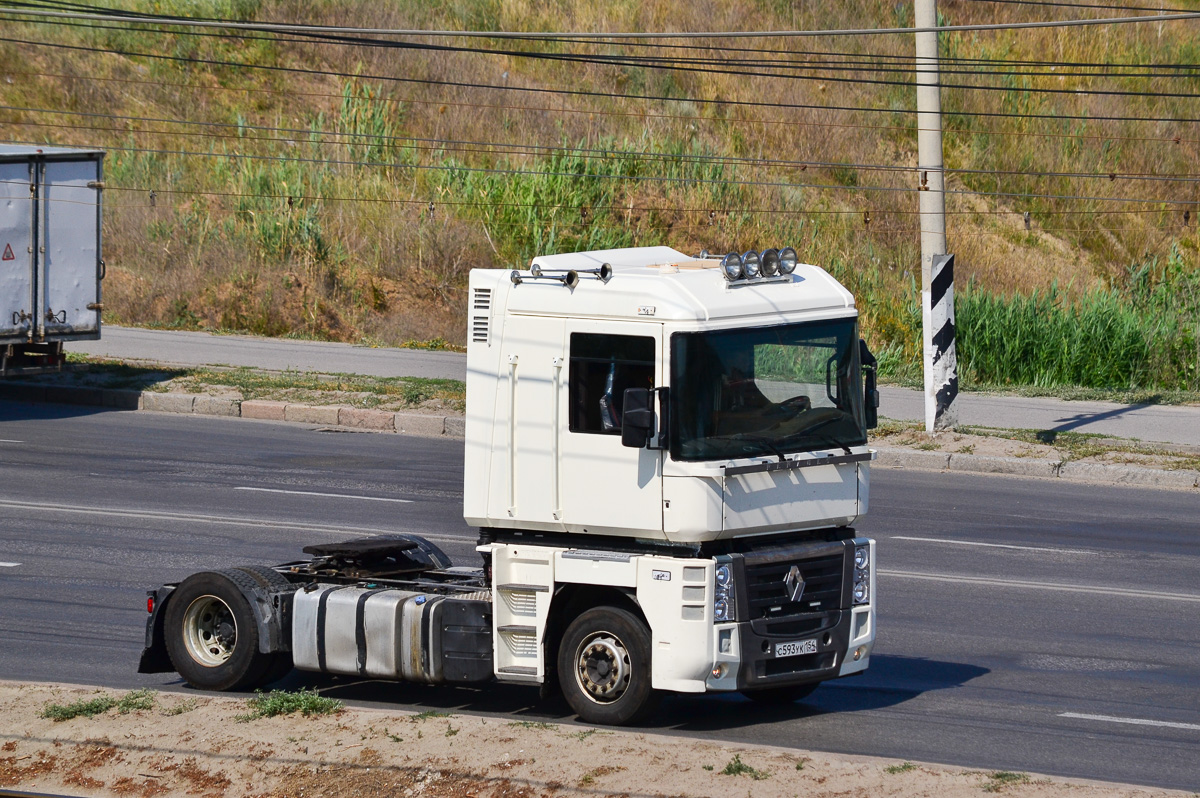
[721, 252, 744, 281]
[742, 250, 762, 279]
[778, 246, 798, 275]
[760, 248, 780, 277]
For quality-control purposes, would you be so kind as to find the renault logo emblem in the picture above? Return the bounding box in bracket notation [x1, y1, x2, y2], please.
[783, 565, 805, 603]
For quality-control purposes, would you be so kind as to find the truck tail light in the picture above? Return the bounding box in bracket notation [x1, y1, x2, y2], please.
[147, 594, 155, 614]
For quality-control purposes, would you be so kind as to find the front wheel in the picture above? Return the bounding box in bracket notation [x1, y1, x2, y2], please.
[164, 571, 276, 691]
[557, 606, 660, 726]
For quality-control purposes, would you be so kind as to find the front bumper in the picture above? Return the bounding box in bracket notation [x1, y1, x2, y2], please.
[707, 604, 874, 691]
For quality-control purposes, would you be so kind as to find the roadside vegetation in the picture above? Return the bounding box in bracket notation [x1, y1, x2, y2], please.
[235, 688, 343, 721]
[2, 0, 1197, 392]
[39, 688, 156, 721]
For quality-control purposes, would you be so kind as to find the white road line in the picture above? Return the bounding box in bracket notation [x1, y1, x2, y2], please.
[0, 562, 21, 568]
[891, 536, 1095, 555]
[0, 499, 460, 545]
[0, 439, 24, 444]
[235, 487, 413, 504]
[1060, 712, 1200, 732]
[880, 570, 1200, 604]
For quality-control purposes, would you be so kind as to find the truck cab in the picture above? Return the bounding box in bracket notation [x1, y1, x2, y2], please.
[463, 247, 878, 722]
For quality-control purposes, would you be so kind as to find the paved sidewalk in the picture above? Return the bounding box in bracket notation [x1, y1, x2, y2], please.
[70, 326, 1200, 447]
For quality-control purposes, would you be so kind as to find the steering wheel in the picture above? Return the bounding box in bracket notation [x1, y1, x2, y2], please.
[766, 394, 811, 418]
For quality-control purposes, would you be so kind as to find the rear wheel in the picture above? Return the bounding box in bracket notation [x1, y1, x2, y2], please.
[740, 682, 821, 704]
[557, 607, 660, 726]
[164, 571, 275, 691]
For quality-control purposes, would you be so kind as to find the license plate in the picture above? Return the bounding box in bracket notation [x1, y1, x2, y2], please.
[773, 638, 818, 658]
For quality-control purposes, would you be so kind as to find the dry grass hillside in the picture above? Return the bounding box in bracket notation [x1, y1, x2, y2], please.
[1, 0, 1197, 387]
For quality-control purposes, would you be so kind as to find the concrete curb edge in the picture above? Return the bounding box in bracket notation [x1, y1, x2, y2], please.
[0, 382, 462, 439]
[874, 447, 1199, 490]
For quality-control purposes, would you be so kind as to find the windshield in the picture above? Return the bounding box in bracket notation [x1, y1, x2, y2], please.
[669, 319, 866, 461]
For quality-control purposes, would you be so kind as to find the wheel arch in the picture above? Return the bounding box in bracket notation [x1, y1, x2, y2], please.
[544, 583, 645, 683]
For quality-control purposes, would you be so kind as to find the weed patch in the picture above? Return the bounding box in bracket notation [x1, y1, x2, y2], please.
[40, 689, 155, 722]
[983, 771, 1031, 792]
[720, 753, 771, 780]
[235, 689, 342, 721]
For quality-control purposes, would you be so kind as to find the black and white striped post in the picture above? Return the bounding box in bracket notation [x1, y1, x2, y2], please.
[927, 253, 959, 428]
[915, 0, 958, 431]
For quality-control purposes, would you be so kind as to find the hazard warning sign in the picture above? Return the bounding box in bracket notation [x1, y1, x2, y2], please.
[1, 243, 13, 261]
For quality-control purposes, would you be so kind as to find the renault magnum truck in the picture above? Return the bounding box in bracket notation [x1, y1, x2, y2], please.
[140, 245, 881, 726]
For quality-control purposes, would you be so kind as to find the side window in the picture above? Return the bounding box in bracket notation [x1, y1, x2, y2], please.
[569, 333, 655, 434]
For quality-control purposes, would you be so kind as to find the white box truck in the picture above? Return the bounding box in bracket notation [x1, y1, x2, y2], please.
[140, 246, 881, 725]
[0, 145, 104, 375]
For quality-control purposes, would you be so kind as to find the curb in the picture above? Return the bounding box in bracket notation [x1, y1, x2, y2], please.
[875, 447, 1199, 490]
[0, 381, 463, 440]
[4, 381, 1197, 489]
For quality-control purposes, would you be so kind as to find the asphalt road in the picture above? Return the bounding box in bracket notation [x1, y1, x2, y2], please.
[70, 326, 1200, 446]
[1, 402, 1198, 791]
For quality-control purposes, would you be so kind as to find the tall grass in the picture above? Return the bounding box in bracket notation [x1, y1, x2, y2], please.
[957, 248, 1200, 391]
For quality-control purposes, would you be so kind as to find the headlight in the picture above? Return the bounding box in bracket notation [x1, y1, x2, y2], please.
[721, 252, 744, 281]
[714, 558, 736, 622]
[741, 250, 762, 279]
[778, 246, 798, 274]
[853, 578, 870, 605]
[714, 598, 730, 622]
[854, 546, 869, 571]
[760, 248, 780, 277]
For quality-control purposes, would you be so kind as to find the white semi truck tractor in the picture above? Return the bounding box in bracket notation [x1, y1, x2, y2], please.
[139, 246, 881, 726]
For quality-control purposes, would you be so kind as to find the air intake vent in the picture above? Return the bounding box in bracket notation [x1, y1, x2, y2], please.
[471, 288, 492, 344]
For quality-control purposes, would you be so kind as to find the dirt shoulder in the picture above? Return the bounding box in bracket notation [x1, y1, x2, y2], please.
[0, 682, 1188, 798]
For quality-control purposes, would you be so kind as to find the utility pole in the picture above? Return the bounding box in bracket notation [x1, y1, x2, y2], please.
[915, 0, 958, 432]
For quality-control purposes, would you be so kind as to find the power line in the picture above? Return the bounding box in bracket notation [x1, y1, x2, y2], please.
[5, 33, 1200, 127]
[6, 10, 1200, 98]
[1, 136, 1190, 209]
[4, 4, 1200, 38]
[6, 103, 1200, 184]
[11, 0, 1200, 68]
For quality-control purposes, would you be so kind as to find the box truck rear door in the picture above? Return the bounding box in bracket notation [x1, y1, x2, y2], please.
[40, 158, 101, 337]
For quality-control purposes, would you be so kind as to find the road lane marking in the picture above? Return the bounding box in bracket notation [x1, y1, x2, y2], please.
[891, 536, 1095, 555]
[235, 487, 413, 504]
[0, 439, 23, 444]
[880, 570, 1200, 603]
[1060, 712, 1200, 732]
[0, 499, 461, 545]
[0, 562, 20, 567]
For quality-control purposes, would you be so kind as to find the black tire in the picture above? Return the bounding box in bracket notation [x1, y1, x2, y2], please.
[164, 571, 275, 691]
[557, 606, 660, 726]
[232, 566, 295, 687]
[740, 681, 821, 704]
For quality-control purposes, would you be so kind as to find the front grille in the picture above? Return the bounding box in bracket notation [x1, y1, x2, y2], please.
[743, 551, 844, 618]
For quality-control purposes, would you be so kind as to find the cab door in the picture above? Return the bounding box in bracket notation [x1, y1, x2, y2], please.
[557, 321, 663, 539]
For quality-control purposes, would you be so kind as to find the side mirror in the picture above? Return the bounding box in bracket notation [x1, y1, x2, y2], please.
[621, 387, 655, 448]
[860, 339, 879, 430]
